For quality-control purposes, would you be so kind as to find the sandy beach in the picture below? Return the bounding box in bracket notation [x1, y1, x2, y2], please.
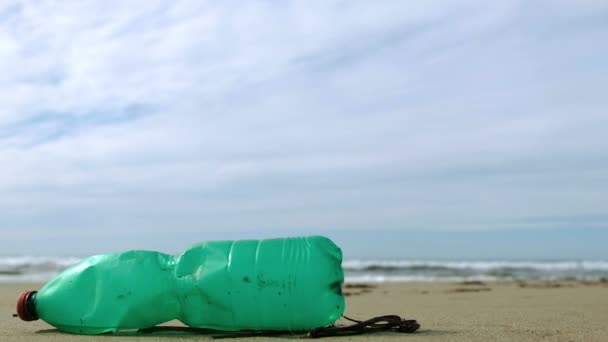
[2, 281, 607, 341]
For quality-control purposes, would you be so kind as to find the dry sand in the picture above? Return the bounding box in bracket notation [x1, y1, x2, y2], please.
[2, 281, 608, 341]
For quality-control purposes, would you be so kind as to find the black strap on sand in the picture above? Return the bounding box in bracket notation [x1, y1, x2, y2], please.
[308, 315, 421, 338]
[137, 314, 420, 338]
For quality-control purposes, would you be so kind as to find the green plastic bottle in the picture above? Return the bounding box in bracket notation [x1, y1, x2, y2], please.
[16, 236, 345, 334]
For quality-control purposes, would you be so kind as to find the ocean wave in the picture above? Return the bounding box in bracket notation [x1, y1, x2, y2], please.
[1, 256, 607, 283]
[345, 275, 501, 283]
[0, 256, 81, 276]
[341, 259, 608, 282]
[342, 260, 608, 272]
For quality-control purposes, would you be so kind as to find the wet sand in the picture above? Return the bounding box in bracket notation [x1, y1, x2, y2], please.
[2, 281, 608, 341]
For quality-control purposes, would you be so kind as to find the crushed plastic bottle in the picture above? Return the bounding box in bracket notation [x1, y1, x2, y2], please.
[16, 236, 345, 334]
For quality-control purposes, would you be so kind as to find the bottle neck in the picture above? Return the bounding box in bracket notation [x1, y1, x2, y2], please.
[16, 291, 39, 321]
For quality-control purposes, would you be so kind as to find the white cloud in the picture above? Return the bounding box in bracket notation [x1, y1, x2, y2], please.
[0, 0, 607, 245]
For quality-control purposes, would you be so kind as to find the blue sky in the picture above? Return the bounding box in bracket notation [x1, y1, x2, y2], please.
[1, 1, 607, 258]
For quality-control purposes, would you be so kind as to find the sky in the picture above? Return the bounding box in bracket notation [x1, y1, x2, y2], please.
[1, 1, 607, 258]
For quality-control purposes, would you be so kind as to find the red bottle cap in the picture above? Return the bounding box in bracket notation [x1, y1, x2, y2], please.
[16, 291, 39, 321]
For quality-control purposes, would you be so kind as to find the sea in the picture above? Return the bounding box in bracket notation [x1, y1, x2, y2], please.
[2, 256, 608, 283]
